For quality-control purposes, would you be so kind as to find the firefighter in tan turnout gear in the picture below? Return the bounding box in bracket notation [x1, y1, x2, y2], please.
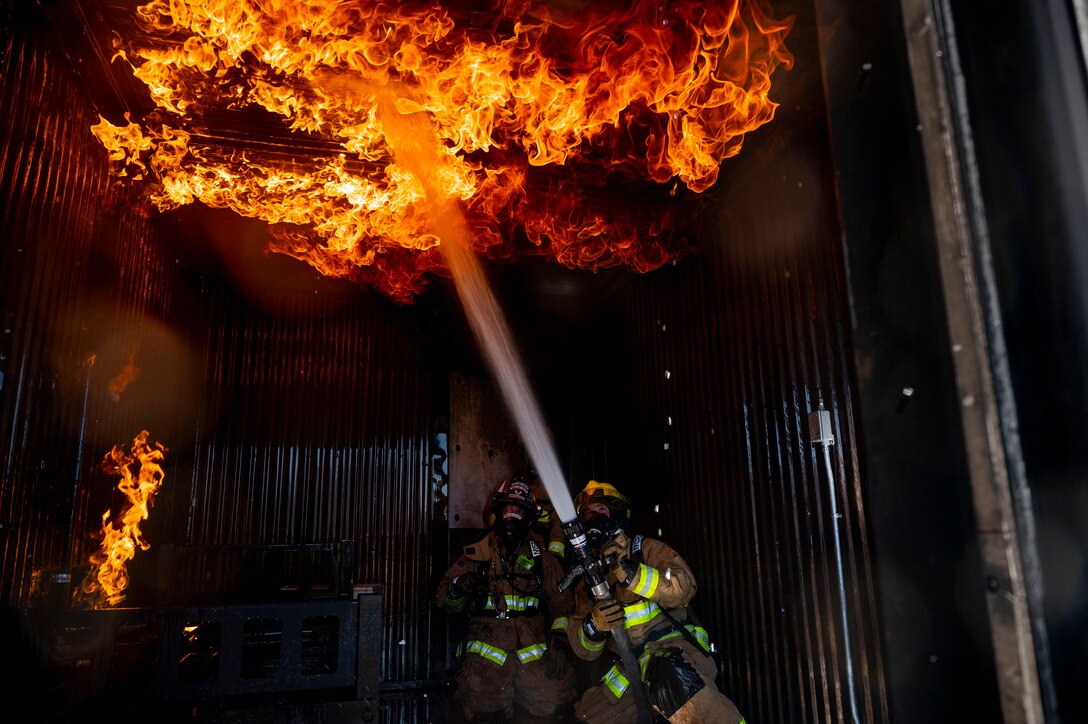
[438, 476, 578, 722]
[566, 481, 745, 724]
[486, 470, 569, 561]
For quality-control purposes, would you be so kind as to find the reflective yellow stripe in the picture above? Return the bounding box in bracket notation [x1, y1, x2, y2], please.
[551, 616, 570, 633]
[646, 625, 711, 654]
[639, 648, 653, 677]
[632, 564, 660, 598]
[689, 625, 710, 651]
[466, 640, 507, 665]
[517, 643, 546, 663]
[548, 540, 566, 555]
[603, 664, 629, 698]
[622, 600, 661, 628]
[578, 625, 607, 652]
[482, 595, 540, 612]
[606, 646, 698, 700]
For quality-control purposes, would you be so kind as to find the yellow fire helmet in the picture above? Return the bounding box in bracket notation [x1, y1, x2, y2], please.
[574, 480, 631, 519]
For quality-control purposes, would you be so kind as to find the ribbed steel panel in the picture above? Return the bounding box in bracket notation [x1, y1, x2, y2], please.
[0, 12, 443, 689]
[180, 286, 437, 684]
[0, 12, 170, 608]
[1, 2, 895, 720]
[612, 144, 889, 724]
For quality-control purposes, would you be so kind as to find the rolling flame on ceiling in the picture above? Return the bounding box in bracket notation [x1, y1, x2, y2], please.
[91, 0, 794, 302]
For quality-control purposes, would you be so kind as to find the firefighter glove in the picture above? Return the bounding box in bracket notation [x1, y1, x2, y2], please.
[449, 570, 487, 600]
[603, 533, 638, 587]
[544, 635, 570, 679]
[589, 599, 626, 633]
[601, 531, 630, 562]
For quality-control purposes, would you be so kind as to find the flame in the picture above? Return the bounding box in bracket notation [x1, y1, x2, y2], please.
[81, 430, 167, 608]
[92, 0, 793, 302]
[108, 346, 142, 401]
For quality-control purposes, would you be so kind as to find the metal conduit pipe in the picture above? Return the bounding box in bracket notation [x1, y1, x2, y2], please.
[810, 398, 860, 724]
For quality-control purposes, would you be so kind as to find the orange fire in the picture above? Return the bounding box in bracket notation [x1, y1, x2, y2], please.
[108, 346, 142, 402]
[81, 430, 167, 608]
[92, 0, 793, 302]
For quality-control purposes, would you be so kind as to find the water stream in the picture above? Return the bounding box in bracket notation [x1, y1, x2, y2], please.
[376, 93, 578, 524]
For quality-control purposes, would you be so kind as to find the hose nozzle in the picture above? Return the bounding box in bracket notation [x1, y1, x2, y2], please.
[562, 518, 611, 600]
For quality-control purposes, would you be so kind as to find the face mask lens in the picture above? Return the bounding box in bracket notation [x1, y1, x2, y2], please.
[499, 518, 528, 548]
[582, 509, 614, 548]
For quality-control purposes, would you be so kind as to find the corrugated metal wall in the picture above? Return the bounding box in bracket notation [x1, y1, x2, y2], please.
[608, 132, 890, 723]
[178, 286, 439, 685]
[0, 10, 445, 692]
[0, 9, 172, 608]
[3, 1, 895, 721]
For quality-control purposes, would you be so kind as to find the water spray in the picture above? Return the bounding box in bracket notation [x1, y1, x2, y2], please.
[374, 87, 652, 723]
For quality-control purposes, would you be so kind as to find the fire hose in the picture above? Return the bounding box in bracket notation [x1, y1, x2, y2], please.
[562, 518, 655, 724]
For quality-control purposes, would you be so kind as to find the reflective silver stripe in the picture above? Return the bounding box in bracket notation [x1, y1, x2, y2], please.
[482, 595, 540, 611]
[578, 625, 607, 652]
[548, 540, 566, 555]
[645, 624, 714, 661]
[623, 599, 661, 627]
[551, 616, 570, 633]
[689, 625, 710, 651]
[639, 648, 653, 677]
[517, 643, 546, 663]
[466, 640, 507, 665]
[603, 664, 629, 698]
[632, 563, 660, 598]
[655, 625, 710, 653]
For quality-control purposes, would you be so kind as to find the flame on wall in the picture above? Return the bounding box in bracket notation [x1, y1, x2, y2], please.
[91, 0, 793, 301]
[108, 346, 142, 402]
[80, 430, 167, 608]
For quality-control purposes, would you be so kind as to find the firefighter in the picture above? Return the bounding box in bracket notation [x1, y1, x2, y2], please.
[565, 480, 745, 724]
[438, 476, 578, 722]
[486, 469, 569, 561]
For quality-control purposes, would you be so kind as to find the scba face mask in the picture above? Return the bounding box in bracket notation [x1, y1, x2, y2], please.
[582, 509, 622, 549]
[498, 504, 531, 550]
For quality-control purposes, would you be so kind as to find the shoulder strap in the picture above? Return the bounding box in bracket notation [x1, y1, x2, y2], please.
[657, 605, 709, 653]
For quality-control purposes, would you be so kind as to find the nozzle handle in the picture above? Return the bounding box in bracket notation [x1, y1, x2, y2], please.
[562, 518, 654, 723]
